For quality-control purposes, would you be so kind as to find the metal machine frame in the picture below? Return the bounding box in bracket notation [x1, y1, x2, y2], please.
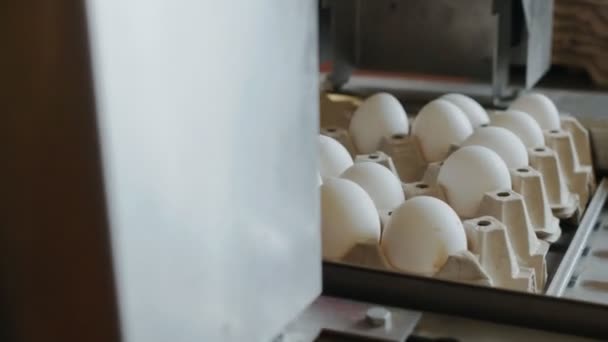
[322, 0, 554, 104]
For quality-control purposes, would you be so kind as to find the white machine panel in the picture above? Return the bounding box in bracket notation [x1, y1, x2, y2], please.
[85, 1, 320, 341]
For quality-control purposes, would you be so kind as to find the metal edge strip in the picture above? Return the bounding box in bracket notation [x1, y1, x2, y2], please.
[546, 178, 608, 296]
[323, 262, 608, 339]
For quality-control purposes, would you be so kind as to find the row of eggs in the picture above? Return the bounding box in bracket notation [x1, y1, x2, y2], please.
[320, 92, 561, 276]
[350, 92, 556, 161]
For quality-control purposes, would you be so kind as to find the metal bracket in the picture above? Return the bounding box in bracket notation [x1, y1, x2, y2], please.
[281, 296, 421, 342]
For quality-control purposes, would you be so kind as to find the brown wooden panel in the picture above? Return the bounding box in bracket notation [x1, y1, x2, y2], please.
[0, 1, 121, 341]
[553, 0, 608, 87]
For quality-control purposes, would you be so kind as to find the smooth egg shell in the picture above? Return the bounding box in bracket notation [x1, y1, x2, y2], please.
[508, 93, 560, 130]
[319, 134, 353, 180]
[321, 178, 381, 260]
[381, 196, 467, 276]
[412, 99, 473, 162]
[349, 93, 409, 154]
[461, 126, 529, 168]
[341, 162, 405, 211]
[441, 93, 489, 127]
[490, 109, 545, 148]
[438, 146, 512, 218]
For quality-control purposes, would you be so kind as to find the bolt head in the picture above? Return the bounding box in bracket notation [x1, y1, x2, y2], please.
[365, 306, 391, 327]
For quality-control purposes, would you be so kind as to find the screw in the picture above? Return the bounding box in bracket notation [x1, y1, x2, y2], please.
[365, 306, 391, 327]
[567, 275, 579, 288]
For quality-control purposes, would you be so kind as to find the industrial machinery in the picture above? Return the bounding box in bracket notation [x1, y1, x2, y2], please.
[3, 1, 608, 342]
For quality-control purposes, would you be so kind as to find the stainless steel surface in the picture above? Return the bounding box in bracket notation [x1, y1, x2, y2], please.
[563, 212, 608, 305]
[355, 0, 495, 79]
[85, 1, 321, 341]
[547, 179, 608, 297]
[333, 73, 608, 111]
[521, 0, 554, 88]
[493, 0, 514, 104]
[324, 261, 608, 339]
[415, 313, 599, 341]
[326, 1, 356, 89]
[323, 0, 554, 98]
[283, 296, 421, 342]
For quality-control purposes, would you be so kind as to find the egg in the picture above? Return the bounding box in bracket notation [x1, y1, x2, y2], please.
[412, 99, 473, 162]
[381, 196, 467, 276]
[349, 93, 409, 154]
[321, 178, 381, 260]
[490, 109, 545, 148]
[341, 162, 405, 211]
[441, 93, 490, 127]
[319, 134, 353, 180]
[438, 146, 512, 218]
[460, 126, 529, 168]
[508, 93, 560, 130]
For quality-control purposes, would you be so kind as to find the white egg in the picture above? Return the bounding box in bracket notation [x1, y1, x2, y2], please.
[460, 126, 529, 168]
[412, 99, 473, 162]
[319, 135, 353, 180]
[349, 93, 409, 154]
[321, 178, 381, 260]
[508, 93, 560, 130]
[381, 196, 467, 276]
[490, 110, 545, 148]
[441, 93, 490, 127]
[341, 162, 405, 211]
[438, 146, 512, 218]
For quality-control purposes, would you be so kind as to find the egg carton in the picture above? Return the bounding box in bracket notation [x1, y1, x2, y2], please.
[541, 115, 596, 221]
[404, 181, 547, 293]
[335, 239, 494, 288]
[378, 134, 430, 183]
[510, 166, 562, 242]
[320, 126, 434, 183]
[332, 208, 538, 292]
[354, 151, 400, 180]
[464, 216, 537, 292]
[320, 92, 597, 295]
[361, 153, 549, 291]
[528, 146, 579, 220]
[325, 153, 544, 292]
[319, 92, 359, 130]
[358, 151, 560, 244]
[320, 92, 596, 222]
[424, 148, 563, 242]
[320, 127, 358, 158]
[330, 123, 593, 222]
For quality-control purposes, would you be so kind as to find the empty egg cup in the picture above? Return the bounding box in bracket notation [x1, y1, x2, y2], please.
[319, 92, 360, 129]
